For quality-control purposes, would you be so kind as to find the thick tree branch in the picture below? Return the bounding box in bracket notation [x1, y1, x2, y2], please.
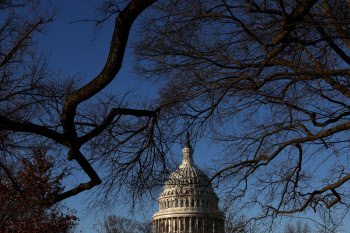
[0, 115, 64, 144]
[61, 0, 156, 138]
[3, 0, 158, 206]
[26, 150, 101, 205]
[309, 14, 350, 66]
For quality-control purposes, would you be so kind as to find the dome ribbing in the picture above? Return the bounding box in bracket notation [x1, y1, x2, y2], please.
[152, 137, 224, 233]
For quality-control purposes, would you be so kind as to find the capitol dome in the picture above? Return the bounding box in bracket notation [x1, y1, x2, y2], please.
[153, 134, 225, 233]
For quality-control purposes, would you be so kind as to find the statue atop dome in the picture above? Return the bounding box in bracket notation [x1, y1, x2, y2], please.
[185, 131, 192, 148]
[181, 132, 195, 167]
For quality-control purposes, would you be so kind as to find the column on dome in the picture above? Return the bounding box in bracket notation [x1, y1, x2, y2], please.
[156, 219, 158, 233]
[171, 217, 174, 232]
[160, 219, 162, 233]
[171, 218, 173, 233]
[183, 217, 185, 233]
[164, 218, 166, 233]
[163, 218, 166, 233]
[190, 217, 193, 233]
[168, 218, 170, 233]
[202, 218, 205, 233]
[182, 217, 184, 233]
[175, 217, 177, 232]
[182, 217, 185, 233]
[158, 219, 160, 233]
[158, 219, 161, 233]
[166, 218, 170, 233]
[212, 219, 215, 233]
[167, 218, 169, 233]
[176, 217, 179, 232]
[170, 218, 173, 233]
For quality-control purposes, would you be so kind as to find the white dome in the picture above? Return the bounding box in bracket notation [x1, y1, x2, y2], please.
[162, 148, 217, 199]
[164, 163, 213, 190]
[152, 135, 224, 233]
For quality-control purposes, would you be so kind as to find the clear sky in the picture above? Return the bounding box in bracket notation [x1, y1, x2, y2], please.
[36, 1, 219, 231]
[36, 1, 155, 231]
[35, 1, 349, 232]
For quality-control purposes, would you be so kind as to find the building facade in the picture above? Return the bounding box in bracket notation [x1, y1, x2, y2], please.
[153, 136, 224, 233]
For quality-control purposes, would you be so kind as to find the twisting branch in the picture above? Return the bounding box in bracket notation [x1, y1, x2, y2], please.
[1, 0, 159, 206]
[0, 115, 65, 144]
[61, 0, 157, 136]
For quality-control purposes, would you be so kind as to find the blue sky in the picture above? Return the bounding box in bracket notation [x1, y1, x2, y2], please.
[36, 1, 219, 231]
[36, 0, 155, 230]
[34, 1, 350, 232]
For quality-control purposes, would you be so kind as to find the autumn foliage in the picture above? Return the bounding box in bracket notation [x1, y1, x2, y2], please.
[0, 150, 78, 233]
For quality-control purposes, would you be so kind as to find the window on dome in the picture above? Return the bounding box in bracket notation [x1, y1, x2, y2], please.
[180, 199, 183, 207]
[197, 199, 200, 207]
[185, 218, 189, 231]
[175, 199, 178, 207]
[186, 199, 189, 207]
[191, 217, 196, 229]
[191, 199, 194, 207]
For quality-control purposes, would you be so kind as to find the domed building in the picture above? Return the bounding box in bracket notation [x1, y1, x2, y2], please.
[153, 134, 225, 233]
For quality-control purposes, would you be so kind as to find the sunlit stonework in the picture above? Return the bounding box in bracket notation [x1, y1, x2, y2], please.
[153, 134, 225, 233]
